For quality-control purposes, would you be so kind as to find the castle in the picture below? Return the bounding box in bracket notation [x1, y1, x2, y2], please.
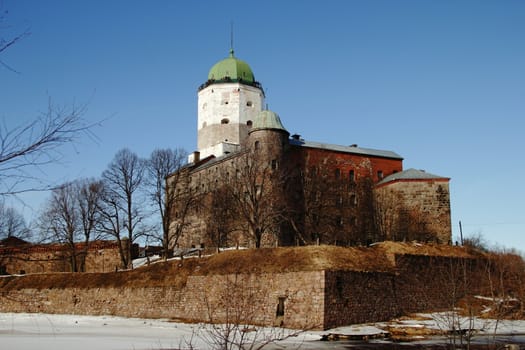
[169, 48, 452, 250]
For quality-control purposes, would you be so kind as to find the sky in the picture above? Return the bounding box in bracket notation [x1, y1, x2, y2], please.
[1, 1, 524, 252]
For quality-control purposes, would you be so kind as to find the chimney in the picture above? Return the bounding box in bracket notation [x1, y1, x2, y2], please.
[192, 151, 200, 163]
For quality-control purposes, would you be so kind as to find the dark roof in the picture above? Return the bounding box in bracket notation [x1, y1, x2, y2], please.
[289, 138, 403, 160]
[377, 168, 449, 185]
[0, 236, 30, 247]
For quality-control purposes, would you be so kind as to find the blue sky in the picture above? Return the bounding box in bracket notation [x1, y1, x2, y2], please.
[1, 1, 524, 252]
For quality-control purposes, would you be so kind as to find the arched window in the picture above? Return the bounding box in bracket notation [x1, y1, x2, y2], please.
[254, 141, 260, 150]
[221, 118, 230, 124]
[247, 120, 253, 128]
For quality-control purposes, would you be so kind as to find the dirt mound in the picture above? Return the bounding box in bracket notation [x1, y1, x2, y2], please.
[0, 242, 482, 291]
[372, 241, 481, 258]
[197, 245, 394, 275]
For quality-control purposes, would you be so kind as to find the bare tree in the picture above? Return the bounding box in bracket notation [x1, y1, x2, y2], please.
[76, 178, 104, 271]
[206, 184, 237, 251]
[40, 182, 81, 272]
[0, 100, 93, 197]
[144, 148, 187, 259]
[200, 273, 308, 350]
[1, 7, 96, 198]
[0, 5, 31, 73]
[167, 167, 201, 251]
[0, 203, 30, 240]
[291, 166, 337, 245]
[223, 151, 286, 248]
[38, 178, 103, 272]
[286, 165, 375, 247]
[100, 148, 145, 268]
[97, 185, 127, 268]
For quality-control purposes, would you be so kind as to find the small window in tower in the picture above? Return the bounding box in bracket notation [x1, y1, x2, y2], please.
[254, 141, 260, 150]
[335, 169, 340, 179]
[349, 170, 355, 182]
[221, 118, 230, 124]
[222, 100, 229, 105]
[247, 101, 253, 107]
[271, 159, 278, 170]
[247, 120, 253, 128]
[377, 170, 384, 180]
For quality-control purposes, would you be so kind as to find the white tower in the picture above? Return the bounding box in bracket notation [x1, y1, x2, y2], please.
[190, 49, 265, 162]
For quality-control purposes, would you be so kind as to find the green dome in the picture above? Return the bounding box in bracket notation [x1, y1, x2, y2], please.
[207, 49, 255, 84]
[251, 110, 288, 133]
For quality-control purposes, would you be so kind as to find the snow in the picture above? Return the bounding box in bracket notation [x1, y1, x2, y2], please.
[380, 312, 525, 336]
[2, 312, 525, 350]
[0, 313, 320, 350]
[132, 254, 162, 268]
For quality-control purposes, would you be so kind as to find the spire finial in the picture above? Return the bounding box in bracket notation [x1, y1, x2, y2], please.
[229, 21, 234, 57]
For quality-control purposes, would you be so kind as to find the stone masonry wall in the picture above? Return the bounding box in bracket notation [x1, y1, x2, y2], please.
[322, 254, 490, 329]
[374, 180, 451, 244]
[0, 242, 122, 275]
[324, 270, 399, 329]
[0, 253, 491, 331]
[0, 270, 325, 330]
[394, 254, 487, 314]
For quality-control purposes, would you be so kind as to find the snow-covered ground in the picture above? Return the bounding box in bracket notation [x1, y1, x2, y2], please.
[0, 313, 321, 350]
[2, 312, 525, 350]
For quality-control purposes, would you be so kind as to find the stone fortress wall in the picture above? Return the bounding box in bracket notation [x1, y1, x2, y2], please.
[0, 247, 491, 330]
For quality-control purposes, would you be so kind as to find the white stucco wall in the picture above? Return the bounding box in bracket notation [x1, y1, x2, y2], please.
[197, 82, 264, 158]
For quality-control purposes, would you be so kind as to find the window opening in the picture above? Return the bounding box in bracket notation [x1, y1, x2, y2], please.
[349, 170, 355, 182]
[221, 118, 230, 124]
[276, 297, 286, 317]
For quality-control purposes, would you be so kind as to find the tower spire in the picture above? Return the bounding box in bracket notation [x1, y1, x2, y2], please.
[229, 21, 234, 57]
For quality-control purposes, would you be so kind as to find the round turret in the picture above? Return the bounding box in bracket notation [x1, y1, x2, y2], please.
[250, 110, 288, 134]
